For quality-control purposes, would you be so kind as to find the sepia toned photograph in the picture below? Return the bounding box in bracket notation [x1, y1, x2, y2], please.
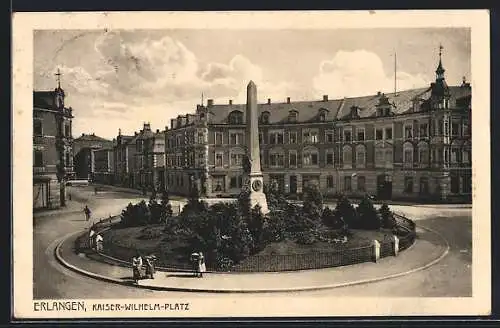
[13, 10, 490, 319]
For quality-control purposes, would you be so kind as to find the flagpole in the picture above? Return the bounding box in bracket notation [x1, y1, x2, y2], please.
[394, 52, 397, 95]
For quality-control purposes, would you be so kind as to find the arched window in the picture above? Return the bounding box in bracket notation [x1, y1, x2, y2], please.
[355, 144, 366, 168]
[343, 145, 352, 168]
[261, 111, 270, 124]
[229, 110, 244, 125]
[403, 142, 414, 167]
[288, 110, 298, 123]
[417, 141, 429, 166]
[303, 146, 319, 167]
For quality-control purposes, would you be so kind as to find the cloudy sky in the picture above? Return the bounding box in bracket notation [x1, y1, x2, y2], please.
[34, 28, 470, 139]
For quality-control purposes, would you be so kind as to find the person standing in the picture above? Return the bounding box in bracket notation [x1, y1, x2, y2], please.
[88, 228, 96, 249]
[95, 233, 103, 252]
[132, 253, 143, 283]
[83, 205, 91, 221]
[198, 252, 206, 278]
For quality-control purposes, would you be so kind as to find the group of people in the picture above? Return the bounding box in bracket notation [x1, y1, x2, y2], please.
[131, 254, 157, 283]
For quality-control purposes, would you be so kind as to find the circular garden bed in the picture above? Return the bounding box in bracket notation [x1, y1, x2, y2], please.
[93, 187, 416, 272]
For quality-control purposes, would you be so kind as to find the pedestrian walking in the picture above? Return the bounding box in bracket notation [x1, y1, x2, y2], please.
[132, 253, 143, 283]
[83, 205, 91, 221]
[198, 252, 206, 278]
[190, 252, 200, 277]
[144, 255, 156, 279]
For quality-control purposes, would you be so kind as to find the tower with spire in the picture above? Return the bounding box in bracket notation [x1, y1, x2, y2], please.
[431, 44, 450, 103]
[54, 68, 65, 109]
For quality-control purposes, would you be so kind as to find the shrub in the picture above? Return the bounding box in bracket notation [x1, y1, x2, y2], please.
[296, 230, 317, 245]
[334, 195, 357, 228]
[379, 203, 395, 229]
[321, 206, 343, 228]
[263, 181, 288, 212]
[160, 190, 173, 223]
[302, 185, 324, 220]
[245, 205, 267, 254]
[356, 195, 381, 230]
[119, 200, 151, 227]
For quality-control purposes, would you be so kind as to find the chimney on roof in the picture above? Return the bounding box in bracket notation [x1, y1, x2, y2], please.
[287, 97, 291, 104]
[81, 133, 85, 137]
[207, 99, 214, 107]
[143, 122, 151, 131]
[229, 99, 233, 105]
[156, 129, 160, 133]
[135, 132, 138, 136]
[267, 98, 271, 105]
[323, 95, 328, 102]
[377, 91, 381, 96]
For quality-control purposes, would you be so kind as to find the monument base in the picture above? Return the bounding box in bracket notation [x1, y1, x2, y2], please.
[248, 192, 269, 215]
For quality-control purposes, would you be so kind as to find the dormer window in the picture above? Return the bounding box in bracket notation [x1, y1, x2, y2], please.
[261, 112, 270, 124]
[350, 106, 359, 119]
[288, 110, 298, 123]
[229, 110, 244, 125]
[318, 108, 328, 122]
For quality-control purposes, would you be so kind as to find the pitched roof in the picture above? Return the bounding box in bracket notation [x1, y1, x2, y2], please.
[74, 133, 112, 143]
[206, 84, 471, 124]
[208, 98, 344, 124]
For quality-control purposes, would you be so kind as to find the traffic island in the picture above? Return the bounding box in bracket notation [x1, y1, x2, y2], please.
[55, 224, 449, 293]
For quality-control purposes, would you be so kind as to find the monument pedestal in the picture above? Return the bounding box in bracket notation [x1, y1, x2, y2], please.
[247, 173, 269, 215]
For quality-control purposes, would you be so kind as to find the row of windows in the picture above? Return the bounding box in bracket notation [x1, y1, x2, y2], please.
[209, 173, 471, 195]
[33, 150, 72, 167]
[33, 119, 72, 137]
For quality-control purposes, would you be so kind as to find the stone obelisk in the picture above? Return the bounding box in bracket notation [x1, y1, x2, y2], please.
[244, 81, 269, 214]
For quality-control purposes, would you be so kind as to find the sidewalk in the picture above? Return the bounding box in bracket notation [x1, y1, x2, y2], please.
[56, 225, 449, 293]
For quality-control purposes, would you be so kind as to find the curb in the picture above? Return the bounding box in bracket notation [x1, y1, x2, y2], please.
[54, 224, 450, 293]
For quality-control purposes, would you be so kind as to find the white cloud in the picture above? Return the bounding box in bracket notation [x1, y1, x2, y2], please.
[313, 50, 428, 98]
[36, 32, 305, 138]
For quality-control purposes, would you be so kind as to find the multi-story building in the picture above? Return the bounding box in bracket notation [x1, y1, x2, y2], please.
[164, 50, 471, 202]
[33, 81, 74, 209]
[113, 129, 136, 188]
[93, 147, 115, 185]
[73, 133, 114, 181]
[131, 123, 166, 191]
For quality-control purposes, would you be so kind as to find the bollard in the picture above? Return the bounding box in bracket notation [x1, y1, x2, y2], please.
[372, 240, 380, 263]
[393, 235, 399, 256]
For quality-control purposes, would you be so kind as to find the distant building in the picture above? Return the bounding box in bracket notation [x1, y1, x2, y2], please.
[33, 80, 74, 210]
[113, 129, 136, 188]
[164, 49, 472, 202]
[93, 147, 115, 185]
[73, 133, 113, 181]
[130, 123, 166, 191]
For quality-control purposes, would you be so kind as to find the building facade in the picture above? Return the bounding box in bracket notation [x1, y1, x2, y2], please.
[164, 51, 472, 202]
[93, 147, 115, 185]
[73, 133, 114, 181]
[33, 83, 74, 210]
[113, 130, 136, 188]
[131, 123, 166, 191]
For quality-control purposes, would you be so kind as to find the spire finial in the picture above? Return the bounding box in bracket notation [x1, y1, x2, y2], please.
[439, 43, 443, 58]
[201, 92, 204, 106]
[55, 68, 62, 89]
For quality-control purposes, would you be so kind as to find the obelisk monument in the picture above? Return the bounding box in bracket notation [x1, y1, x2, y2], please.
[244, 81, 269, 214]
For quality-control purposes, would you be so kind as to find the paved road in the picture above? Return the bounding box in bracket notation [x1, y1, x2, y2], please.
[33, 186, 472, 299]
